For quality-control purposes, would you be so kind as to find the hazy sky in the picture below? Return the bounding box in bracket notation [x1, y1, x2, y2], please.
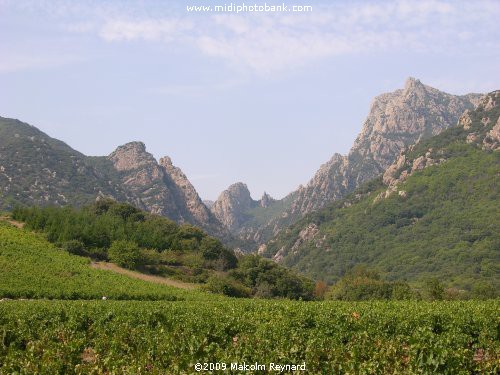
[1, 0, 499, 200]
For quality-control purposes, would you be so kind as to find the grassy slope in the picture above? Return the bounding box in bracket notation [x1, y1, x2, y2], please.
[0, 222, 211, 301]
[267, 146, 499, 288]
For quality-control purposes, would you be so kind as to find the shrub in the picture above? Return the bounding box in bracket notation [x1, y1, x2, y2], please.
[108, 240, 142, 269]
[60, 240, 87, 257]
[424, 278, 445, 301]
[204, 275, 251, 298]
[471, 282, 497, 299]
[327, 266, 415, 301]
[313, 280, 329, 300]
[230, 255, 315, 300]
[200, 237, 238, 270]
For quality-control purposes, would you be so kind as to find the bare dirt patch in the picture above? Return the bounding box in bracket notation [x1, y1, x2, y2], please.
[0, 216, 25, 228]
[90, 262, 199, 290]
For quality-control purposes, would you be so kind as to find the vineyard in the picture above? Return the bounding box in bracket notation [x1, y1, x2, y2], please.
[0, 221, 200, 301]
[0, 300, 498, 374]
[0, 220, 498, 373]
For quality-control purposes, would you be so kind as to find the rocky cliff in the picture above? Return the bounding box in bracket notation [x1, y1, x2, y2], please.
[0, 119, 228, 240]
[108, 142, 182, 219]
[211, 183, 258, 231]
[105, 142, 229, 238]
[289, 78, 482, 217]
[215, 78, 483, 248]
[260, 90, 499, 287]
[380, 90, 500, 200]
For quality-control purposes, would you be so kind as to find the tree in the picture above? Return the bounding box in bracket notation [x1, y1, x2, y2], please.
[314, 280, 329, 300]
[471, 282, 497, 300]
[200, 237, 237, 270]
[61, 240, 87, 257]
[204, 275, 251, 298]
[424, 278, 444, 300]
[327, 266, 405, 301]
[108, 240, 141, 269]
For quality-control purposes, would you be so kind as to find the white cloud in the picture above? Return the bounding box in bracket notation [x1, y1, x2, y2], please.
[90, 1, 500, 74]
[100, 19, 193, 42]
[2, 0, 499, 74]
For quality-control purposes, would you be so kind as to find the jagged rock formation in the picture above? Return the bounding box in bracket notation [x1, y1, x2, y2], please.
[380, 90, 500, 200]
[210, 183, 279, 245]
[108, 142, 181, 218]
[215, 78, 483, 248]
[211, 183, 257, 231]
[261, 90, 499, 286]
[0, 118, 228, 239]
[289, 78, 482, 216]
[159, 156, 214, 225]
[260, 192, 274, 208]
[107, 142, 225, 235]
[203, 200, 215, 209]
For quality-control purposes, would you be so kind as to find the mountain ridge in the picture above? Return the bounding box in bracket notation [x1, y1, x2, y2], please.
[0, 118, 229, 240]
[259, 90, 500, 289]
[211, 78, 482, 248]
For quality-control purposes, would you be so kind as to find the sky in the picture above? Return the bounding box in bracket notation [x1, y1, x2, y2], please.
[1, 0, 499, 200]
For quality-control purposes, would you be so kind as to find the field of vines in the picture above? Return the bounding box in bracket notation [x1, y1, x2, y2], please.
[0, 300, 498, 374]
[0, 222, 195, 301]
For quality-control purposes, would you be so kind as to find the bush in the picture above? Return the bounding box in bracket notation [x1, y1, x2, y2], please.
[313, 280, 329, 300]
[60, 240, 87, 257]
[392, 282, 417, 300]
[471, 282, 497, 299]
[230, 255, 315, 300]
[424, 278, 445, 301]
[327, 266, 415, 301]
[254, 282, 274, 299]
[86, 247, 108, 261]
[108, 240, 142, 269]
[204, 275, 251, 298]
[200, 237, 238, 270]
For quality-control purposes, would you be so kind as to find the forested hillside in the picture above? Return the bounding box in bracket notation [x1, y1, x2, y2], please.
[263, 91, 500, 292]
[10, 200, 314, 300]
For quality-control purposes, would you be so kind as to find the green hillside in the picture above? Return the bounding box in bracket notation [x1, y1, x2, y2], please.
[0, 221, 192, 300]
[264, 92, 500, 291]
[0, 117, 125, 210]
[8, 199, 315, 300]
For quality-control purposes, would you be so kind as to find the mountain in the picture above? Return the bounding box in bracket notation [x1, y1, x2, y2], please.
[0, 117, 228, 239]
[212, 78, 482, 247]
[260, 90, 500, 290]
[211, 183, 256, 231]
[203, 200, 215, 209]
[0, 117, 127, 207]
[210, 182, 289, 249]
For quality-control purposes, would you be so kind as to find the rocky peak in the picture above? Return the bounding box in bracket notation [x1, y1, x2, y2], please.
[108, 141, 155, 171]
[106, 142, 228, 238]
[203, 200, 215, 209]
[159, 155, 212, 224]
[404, 77, 423, 91]
[351, 77, 481, 170]
[260, 192, 274, 208]
[289, 153, 348, 216]
[248, 79, 483, 247]
[211, 182, 257, 231]
[222, 182, 255, 209]
[380, 90, 500, 201]
[159, 156, 187, 183]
